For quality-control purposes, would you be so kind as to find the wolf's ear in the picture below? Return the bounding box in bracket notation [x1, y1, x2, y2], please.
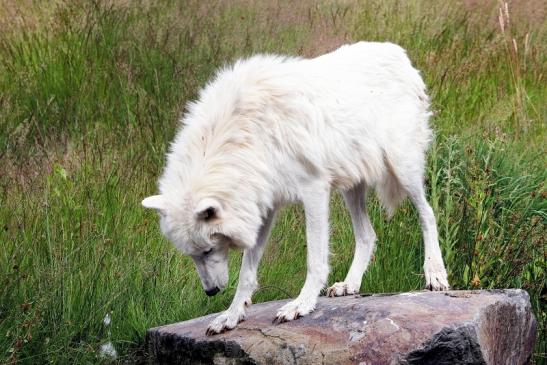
[142, 195, 167, 213]
[194, 198, 222, 222]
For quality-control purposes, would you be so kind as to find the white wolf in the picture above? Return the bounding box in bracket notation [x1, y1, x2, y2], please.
[142, 42, 449, 335]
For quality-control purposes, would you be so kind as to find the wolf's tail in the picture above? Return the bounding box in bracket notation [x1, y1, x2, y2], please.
[375, 158, 407, 219]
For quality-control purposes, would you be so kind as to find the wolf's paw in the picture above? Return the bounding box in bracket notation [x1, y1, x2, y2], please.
[326, 282, 359, 297]
[424, 261, 450, 291]
[206, 308, 245, 336]
[273, 298, 315, 324]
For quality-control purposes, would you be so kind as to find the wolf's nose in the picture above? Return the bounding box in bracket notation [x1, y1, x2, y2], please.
[205, 287, 220, 296]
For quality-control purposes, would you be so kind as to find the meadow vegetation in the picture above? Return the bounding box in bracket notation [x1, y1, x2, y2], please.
[0, 0, 545, 363]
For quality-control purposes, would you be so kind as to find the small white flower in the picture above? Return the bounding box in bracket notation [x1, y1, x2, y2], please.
[103, 313, 111, 327]
[100, 342, 118, 359]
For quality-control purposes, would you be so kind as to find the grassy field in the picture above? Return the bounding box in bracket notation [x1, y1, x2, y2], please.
[0, 0, 545, 363]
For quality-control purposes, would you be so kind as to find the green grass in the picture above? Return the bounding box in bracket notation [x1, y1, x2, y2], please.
[0, 0, 545, 363]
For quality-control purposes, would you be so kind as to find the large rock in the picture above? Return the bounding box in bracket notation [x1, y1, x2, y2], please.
[146, 289, 536, 365]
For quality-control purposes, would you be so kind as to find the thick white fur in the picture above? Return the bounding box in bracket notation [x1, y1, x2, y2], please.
[142, 42, 449, 335]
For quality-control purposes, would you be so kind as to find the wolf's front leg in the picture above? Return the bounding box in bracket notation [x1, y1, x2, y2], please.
[206, 210, 276, 335]
[275, 185, 330, 323]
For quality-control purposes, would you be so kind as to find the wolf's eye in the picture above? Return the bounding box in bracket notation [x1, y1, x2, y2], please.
[203, 248, 213, 256]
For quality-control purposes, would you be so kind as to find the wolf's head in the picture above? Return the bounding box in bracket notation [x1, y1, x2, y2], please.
[141, 194, 258, 296]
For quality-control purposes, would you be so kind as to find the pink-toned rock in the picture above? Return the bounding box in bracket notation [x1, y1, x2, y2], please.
[146, 289, 536, 364]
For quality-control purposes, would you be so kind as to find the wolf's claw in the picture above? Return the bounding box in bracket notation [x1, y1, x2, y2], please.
[206, 310, 245, 335]
[326, 282, 359, 297]
[273, 298, 315, 324]
[424, 261, 450, 291]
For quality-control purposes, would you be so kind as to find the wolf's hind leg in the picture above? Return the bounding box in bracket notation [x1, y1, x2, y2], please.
[396, 164, 449, 291]
[327, 182, 376, 297]
[407, 182, 449, 290]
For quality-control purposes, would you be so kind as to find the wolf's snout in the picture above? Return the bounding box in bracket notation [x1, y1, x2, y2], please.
[205, 287, 220, 296]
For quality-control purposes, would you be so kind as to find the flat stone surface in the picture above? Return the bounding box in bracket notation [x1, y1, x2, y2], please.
[146, 289, 536, 365]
